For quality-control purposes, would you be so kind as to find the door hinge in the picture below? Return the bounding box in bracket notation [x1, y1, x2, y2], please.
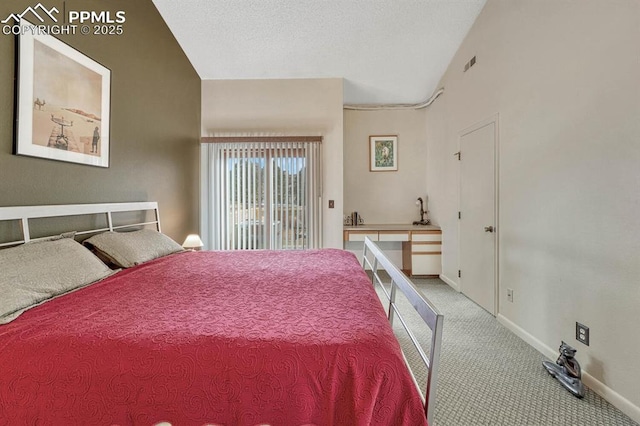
[458, 270, 461, 278]
[458, 211, 461, 219]
[454, 151, 461, 160]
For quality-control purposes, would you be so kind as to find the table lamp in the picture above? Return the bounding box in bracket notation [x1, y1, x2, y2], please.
[182, 234, 204, 251]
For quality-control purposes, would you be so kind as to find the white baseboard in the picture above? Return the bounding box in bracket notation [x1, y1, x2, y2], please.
[581, 371, 640, 424]
[439, 273, 460, 292]
[497, 314, 640, 424]
[496, 314, 557, 359]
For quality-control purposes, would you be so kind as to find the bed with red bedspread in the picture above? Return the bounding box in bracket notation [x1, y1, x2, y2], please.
[0, 249, 427, 425]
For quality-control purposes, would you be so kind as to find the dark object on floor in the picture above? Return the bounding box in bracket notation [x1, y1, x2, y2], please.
[543, 341, 585, 398]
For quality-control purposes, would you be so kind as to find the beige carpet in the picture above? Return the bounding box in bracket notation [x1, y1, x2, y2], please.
[375, 277, 638, 426]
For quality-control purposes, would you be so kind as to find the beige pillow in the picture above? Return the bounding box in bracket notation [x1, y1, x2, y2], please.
[83, 229, 184, 268]
[37, 230, 77, 242]
[0, 238, 116, 324]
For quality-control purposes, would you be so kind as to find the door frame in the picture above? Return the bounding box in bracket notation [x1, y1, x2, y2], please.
[457, 113, 500, 315]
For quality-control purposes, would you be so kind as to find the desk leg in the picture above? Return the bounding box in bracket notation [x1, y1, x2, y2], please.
[402, 241, 412, 276]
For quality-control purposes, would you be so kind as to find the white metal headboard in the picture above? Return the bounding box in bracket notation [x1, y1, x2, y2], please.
[0, 202, 160, 248]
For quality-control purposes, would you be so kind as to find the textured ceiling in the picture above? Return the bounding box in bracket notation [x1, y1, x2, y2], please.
[152, 0, 486, 104]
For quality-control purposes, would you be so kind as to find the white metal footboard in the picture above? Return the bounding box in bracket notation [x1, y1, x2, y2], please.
[362, 237, 443, 425]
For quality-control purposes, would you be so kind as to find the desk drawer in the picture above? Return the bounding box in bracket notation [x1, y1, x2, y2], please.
[347, 232, 379, 242]
[378, 231, 410, 242]
[411, 242, 441, 254]
[412, 253, 442, 275]
[411, 231, 442, 242]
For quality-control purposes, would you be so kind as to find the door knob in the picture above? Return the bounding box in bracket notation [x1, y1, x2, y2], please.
[484, 226, 494, 233]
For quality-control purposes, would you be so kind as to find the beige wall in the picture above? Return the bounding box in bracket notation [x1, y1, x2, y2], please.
[0, 0, 201, 242]
[426, 0, 640, 420]
[344, 109, 428, 224]
[201, 78, 344, 248]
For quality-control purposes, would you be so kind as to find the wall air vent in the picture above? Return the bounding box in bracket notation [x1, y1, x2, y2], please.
[463, 55, 477, 72]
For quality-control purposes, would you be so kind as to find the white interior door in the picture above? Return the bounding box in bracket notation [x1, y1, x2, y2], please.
[459, 118, 497, 315]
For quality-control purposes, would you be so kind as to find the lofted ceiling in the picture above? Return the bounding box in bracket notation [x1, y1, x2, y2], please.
[152, 0, 486, 105]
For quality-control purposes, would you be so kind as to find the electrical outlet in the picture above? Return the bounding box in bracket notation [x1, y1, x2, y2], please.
[506, 288, 514, 302]
[328, 200, 334, 208]
[576, 322, 589, 346]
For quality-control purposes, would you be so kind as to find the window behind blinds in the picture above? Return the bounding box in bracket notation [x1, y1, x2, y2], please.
[201, 139, 322, 250]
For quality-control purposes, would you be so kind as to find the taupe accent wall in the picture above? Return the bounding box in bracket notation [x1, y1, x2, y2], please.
[0, 0, 200, 242]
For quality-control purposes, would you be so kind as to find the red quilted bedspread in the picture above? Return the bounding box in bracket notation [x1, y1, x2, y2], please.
[0, 249, 427, 426]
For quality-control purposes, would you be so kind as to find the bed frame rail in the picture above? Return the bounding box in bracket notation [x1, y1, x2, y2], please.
[362, 236, 443, 425]
[0, 202, 160, 248]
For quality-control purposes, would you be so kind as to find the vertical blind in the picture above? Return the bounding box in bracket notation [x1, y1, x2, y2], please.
[201, 138, 322, 250]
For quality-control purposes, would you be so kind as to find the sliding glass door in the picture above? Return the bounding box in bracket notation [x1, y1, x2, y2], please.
[201, 139, 322, 250]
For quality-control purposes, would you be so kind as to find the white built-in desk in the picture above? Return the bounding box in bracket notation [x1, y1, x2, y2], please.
[343, 224, 442, 277]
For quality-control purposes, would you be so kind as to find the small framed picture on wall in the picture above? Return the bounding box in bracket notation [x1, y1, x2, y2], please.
[369, 135, 398, 172]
